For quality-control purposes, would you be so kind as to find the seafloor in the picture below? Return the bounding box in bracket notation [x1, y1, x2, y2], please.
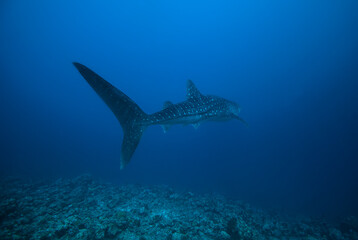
[0, 175, 357, 240]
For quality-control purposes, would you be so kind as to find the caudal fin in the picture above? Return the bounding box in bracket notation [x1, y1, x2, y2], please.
[73, 62, 147, 169]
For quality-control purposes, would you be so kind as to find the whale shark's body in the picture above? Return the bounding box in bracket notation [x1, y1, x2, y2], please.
[73, 63, 247, 169]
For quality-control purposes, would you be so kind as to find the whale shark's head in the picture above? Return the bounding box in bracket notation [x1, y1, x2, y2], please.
[206, 95, 243, 123]
[228, 101, 241, 117]
[226, 100, 247, 126]
[206, 95, 241, 120]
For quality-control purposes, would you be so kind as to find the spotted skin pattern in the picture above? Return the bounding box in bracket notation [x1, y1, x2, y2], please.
[73, 63, 246, 169]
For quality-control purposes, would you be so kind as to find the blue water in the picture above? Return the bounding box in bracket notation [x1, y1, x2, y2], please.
[1, 0, 357, 218]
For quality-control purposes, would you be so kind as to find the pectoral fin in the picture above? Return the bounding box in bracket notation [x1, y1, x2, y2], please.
[235, 116, 248, 127]
[161, 124, 172, 133]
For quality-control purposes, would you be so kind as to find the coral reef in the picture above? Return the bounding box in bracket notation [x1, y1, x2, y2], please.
[0, 174, 357, 240]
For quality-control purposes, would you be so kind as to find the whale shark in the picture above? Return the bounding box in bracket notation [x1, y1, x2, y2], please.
[73, 62, 247, 169]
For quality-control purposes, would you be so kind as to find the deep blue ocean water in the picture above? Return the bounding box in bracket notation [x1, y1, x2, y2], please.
[0, 0, 357, 218]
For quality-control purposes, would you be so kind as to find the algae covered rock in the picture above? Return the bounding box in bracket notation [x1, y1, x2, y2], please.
[0, 175, 357, 240]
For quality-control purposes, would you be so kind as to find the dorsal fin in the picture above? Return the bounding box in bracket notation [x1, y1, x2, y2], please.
[186, 80, 203, 99]
[163, 101, 173, 109]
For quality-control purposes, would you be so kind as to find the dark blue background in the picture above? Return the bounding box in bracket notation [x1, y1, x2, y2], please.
[1, 0, 357, 217]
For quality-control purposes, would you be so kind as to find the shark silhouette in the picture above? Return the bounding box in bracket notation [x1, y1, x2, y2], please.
[73, 62, 247, 169]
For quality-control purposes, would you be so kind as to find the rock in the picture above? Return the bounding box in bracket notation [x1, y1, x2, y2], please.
[263, 222, 272, 231]
[172, 232, 183, 240]
[219, 230, 231, 239]
[106, 222, 121, 238]
[0, 175, 357, 240]
[329, 228, 344, 239]
[55, 226, 68, 238]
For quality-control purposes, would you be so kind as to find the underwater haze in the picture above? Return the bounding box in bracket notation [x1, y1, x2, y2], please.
[1, 0, 358, 220]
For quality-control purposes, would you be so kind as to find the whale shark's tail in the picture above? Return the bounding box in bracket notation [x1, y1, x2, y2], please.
[73, 62, 147, 169]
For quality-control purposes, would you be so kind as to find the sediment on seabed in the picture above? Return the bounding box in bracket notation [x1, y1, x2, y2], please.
[0, 174, 357, 240]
